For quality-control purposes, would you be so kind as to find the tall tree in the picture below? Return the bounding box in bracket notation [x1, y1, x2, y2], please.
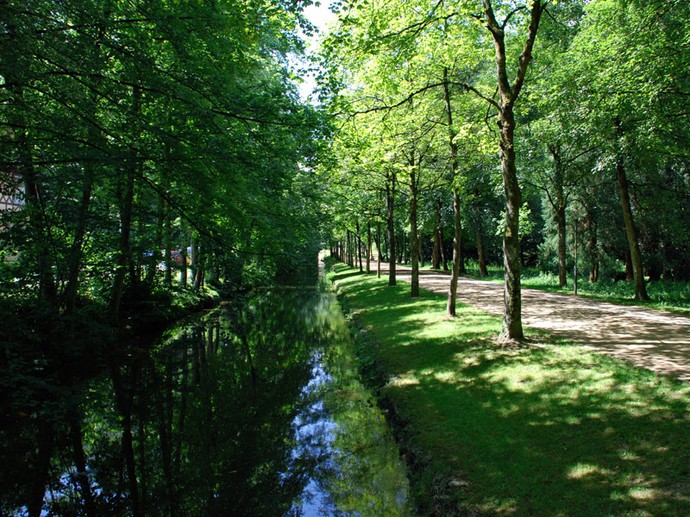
[471, 0, 546, 341]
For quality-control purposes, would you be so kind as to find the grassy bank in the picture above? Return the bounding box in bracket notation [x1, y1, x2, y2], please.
[327, 261, 690, 516]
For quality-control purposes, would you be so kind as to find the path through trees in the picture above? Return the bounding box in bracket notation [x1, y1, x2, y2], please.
[389, 265, 690, 382]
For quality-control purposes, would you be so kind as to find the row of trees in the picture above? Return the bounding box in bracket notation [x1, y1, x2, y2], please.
[317, 0, 690, 341]
[0, 0, 326, 329]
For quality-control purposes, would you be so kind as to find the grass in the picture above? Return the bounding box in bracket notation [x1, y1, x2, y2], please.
[327, 261, 690, 516]
[520, 274, 690, 316]
[419, 260, 690, 315]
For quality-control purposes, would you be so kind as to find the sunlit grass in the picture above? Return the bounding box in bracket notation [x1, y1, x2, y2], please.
[327, 261, 690, 516]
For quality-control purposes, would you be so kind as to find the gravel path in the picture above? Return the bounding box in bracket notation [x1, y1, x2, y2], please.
[386, 265, 690, 382]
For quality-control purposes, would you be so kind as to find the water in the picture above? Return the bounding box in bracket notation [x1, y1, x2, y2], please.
[1, 285, 411, 516]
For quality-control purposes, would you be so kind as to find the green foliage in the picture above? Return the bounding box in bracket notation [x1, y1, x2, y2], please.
[318, 0, 690, 302]
[494, 201, 534, 240]
[521, 272, 690, 315]
[0, 0, 327, 321]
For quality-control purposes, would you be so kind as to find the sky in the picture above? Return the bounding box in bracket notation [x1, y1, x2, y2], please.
[297, 1, 336, 102]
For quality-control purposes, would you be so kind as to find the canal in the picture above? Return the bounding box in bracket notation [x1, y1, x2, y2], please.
[2, 273, 411, 516]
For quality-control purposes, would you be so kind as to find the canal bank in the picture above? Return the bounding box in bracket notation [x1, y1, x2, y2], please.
[324, 260, 458, 516]
[327, 259, 690, 516]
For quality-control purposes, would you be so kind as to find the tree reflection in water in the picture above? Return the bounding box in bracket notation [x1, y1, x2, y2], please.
[1, 289, 410, 516]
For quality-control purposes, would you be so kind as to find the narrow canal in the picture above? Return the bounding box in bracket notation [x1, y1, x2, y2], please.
[2, 270, 411, 516]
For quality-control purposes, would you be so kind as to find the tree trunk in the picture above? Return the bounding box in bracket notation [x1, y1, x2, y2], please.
[131, 194, 144, 292]
[443, 69, 462, 316]
[191, 236, 199, 288]
[409, 162, 420, 297]
[3, 24, 57, 304]
[447, 190, 463, 316]
[590, 262, 599, 283]
[624, 249, 633, 281]
[180, 237, 188, 287]
[109, 150, 136, 322]
[144, 195, 165, 288]
[193, 239, 204, 291]
[110, 86, 141, 324]
[458, 226, 466, 274]
[481, 0, 544, 341]
[382, 226, 388, 262]
[366, 221, 372, 273]
[164, 201, 173, 286]
[585, 210, 599, 282]
[376, 221, 382, 278]
[547, 144, 568, 288]
[9, 96, 56, 302]
[64, 108, 104, 313]
[497, 105, 524, 341]
[346, 231, 351, 265]
[432, 199, 442, 269]
[356, 219, 363, 272]
[386, 172, 397, 286]
[400, 231, 407, 264]
[345, 231, 350, 266]
[475, 212, 488, 277]
[614, 119, 649, 301]
[556, 206, 567, 287]
[440, 227, 448, 271]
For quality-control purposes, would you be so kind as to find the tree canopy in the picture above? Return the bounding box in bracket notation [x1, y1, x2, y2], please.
[1, 0, 328, 325]
[315, 0, 690, 340]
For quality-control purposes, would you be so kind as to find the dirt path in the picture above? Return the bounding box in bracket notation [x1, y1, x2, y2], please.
[383, 265, 690, 382]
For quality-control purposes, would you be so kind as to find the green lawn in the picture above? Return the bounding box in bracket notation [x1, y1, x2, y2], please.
[328, 261, 690, 516]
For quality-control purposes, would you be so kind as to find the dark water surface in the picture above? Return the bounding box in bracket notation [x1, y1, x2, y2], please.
[1, 283, 411, 516]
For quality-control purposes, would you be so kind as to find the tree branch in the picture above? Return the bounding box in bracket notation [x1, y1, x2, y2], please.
[512, 0, 546, 102]
[346, 82, 447, 116]
[502, 5, 527, 30]
[450, 81, 501, 110]
[482, 0, 512, 101]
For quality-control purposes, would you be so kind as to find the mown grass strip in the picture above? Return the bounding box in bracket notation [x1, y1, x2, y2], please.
[328, 262, 690, 516]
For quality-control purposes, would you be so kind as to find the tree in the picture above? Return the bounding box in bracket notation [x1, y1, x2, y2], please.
[469, 0, 547, 341]
[0, 0, 324, 315]
[319, 0, 552, 340]
[557, 0, 690, 297]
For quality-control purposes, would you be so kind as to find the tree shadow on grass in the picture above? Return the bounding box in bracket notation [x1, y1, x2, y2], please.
[397, 353, 690, 516]
[338, 270, 690, 516]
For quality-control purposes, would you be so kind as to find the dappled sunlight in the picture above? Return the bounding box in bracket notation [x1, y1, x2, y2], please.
[566, 462, 616, 480]
[627, 487, 659, 501]
[431, 370, 458, 384]
[388, 371, 420, 388]
[331, 265, 690, 515]
[385, 264, 690, 382]
[480, 361, 565, 394]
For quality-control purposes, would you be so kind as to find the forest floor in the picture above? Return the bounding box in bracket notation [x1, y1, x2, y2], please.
[383, 263, 690, 382]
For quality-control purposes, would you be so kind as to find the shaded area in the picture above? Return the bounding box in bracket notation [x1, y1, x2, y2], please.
[332, 265, 690, 515]
[0, 287, 410, 516]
